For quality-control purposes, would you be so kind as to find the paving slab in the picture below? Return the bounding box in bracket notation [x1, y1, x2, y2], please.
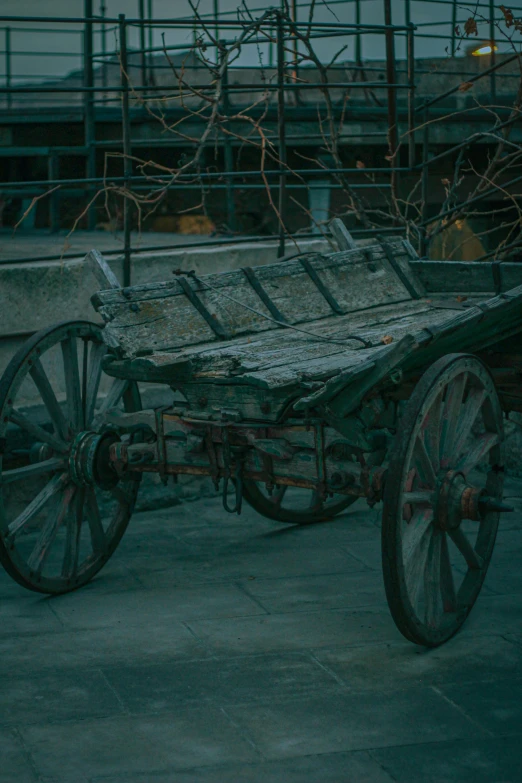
[313, 633, 522, 691]
[225, 687, 487, 759]
[0, 728, 38, 783]
[49, 583, 266, 630]
[20, 709, 260, 778]
[187, 606, 401, 654]
[371, 736, 522, 783]
[0, 669, 123, 728]
[101, 653, 340, 712]
[435, 675, 522, 736]
[91, 750, 396, 783]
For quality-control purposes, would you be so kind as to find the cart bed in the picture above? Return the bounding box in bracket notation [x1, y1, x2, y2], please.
[92, 238, 522, 405]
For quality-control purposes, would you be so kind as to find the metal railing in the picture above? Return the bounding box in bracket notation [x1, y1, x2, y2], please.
[0, 1, 520, 275]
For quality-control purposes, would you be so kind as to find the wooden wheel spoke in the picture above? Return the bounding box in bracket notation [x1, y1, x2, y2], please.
[440, 532, 457, 613]
[402, 507, 433, 566]
[456, 432, 499, 476]
[423, 391, 443, 474]
[424, 530, 442, 627]
[61, 335, 83, 432]
[2, 457, 65, 485]
[448, 527, 484, 570]
[451, 388, 487, 461]
[440, 373, 467, 467]
[8, 472, 69, 538]
[413, 435, 437, 488]
[27, 484, 76, 574]
[29, 359, 69, 441]
[85, 488, 107, 554]
[269, 485, 288, 510]
[91, 378, 128, 429]
[404, 523, 432, 610]
[85, 343, 107, 427]
[9, 410, 68, 454]
[62, 488, 84, 579]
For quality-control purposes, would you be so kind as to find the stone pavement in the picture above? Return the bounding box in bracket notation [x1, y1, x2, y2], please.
[1, 478, 522, 783]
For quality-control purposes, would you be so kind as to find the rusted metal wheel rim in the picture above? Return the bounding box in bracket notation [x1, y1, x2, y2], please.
[242, 480, 358, 524]
[0, 321, 141, 595]
[382, 353, 504, 647]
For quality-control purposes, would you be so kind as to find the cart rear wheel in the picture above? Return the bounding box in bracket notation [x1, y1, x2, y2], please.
[0, 321, 141, 595]
[242, 480, 358, 524]
[382, 353, 505, 647]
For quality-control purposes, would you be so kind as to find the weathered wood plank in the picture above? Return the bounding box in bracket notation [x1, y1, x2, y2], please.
[410, 260, 522, 294]
[85, 249, 121, 290]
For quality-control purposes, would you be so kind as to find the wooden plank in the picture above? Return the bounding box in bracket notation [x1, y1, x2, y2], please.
[410, 260, 522, 294]
[329, 218, 358, 250]
[85, 249, 121, 290]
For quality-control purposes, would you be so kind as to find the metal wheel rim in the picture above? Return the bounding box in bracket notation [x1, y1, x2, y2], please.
[0, 321, 141, 594]
[382, 353, 504, 647]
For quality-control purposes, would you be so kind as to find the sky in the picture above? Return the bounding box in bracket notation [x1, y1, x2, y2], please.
[0, 0, 505, 82]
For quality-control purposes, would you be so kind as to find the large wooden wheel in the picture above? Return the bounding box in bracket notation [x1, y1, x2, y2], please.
[382, 353, 507, 647]
[0, 321, 141, 594]
[242, 481, 358, 524]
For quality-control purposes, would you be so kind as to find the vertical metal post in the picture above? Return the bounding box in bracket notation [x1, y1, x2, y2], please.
[213, 0, 220, 62]
[407, 23, 415, 170]
[221, 42, 236, 232]
[119, 14, 132, 287]
[100, 2, 107, 98]
[290, 0, 298, 85]
[450, 0, 457, 56]
[48, 154, 59, 232]
[405, 0, 411, 26]
[355, 0, 362, 65]
[420, 107, 430, 257]
[276, 12, 287, 258]
[84, 0, 96, 230]
[147, 0, 153, 79]
[384, 0, 399, 208]
[489, 0, 496, 102]
[138, 0, 147, 87]
[5, 27, 11, 109]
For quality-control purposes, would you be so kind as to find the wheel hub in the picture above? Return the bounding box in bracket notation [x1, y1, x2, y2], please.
[435, 469, 502, 531]
[68, 430, 121, 489]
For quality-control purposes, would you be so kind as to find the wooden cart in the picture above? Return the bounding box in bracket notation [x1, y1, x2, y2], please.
[2, 221, 521, 647]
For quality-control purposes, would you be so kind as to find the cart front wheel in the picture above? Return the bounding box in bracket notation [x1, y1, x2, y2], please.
[0, 321, 141, 595]
[382, 353, 506, 647]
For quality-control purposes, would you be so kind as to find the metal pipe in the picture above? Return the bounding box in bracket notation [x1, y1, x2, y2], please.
[84, 0, 96, 230]
[355, 0, 362, 64]
[100, 1, 107, 98]
[407, 22, 415, 169]
[220, 41, 236, 233]
[489, 0, 496, 102]
[450, 0, 457, 56]
[420, 107, 430, 256]
[147, 0, 153, 82]
[277, 11, 287, 258]
[48, 154, 59, 232]
[5, 26, 11, 109]
[384, 0, 399, 207]
[119, 14, 132, 287]
[138, 0, 147, 87]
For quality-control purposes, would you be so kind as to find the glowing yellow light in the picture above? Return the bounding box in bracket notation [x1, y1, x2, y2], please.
[472, 44, 498, 56]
